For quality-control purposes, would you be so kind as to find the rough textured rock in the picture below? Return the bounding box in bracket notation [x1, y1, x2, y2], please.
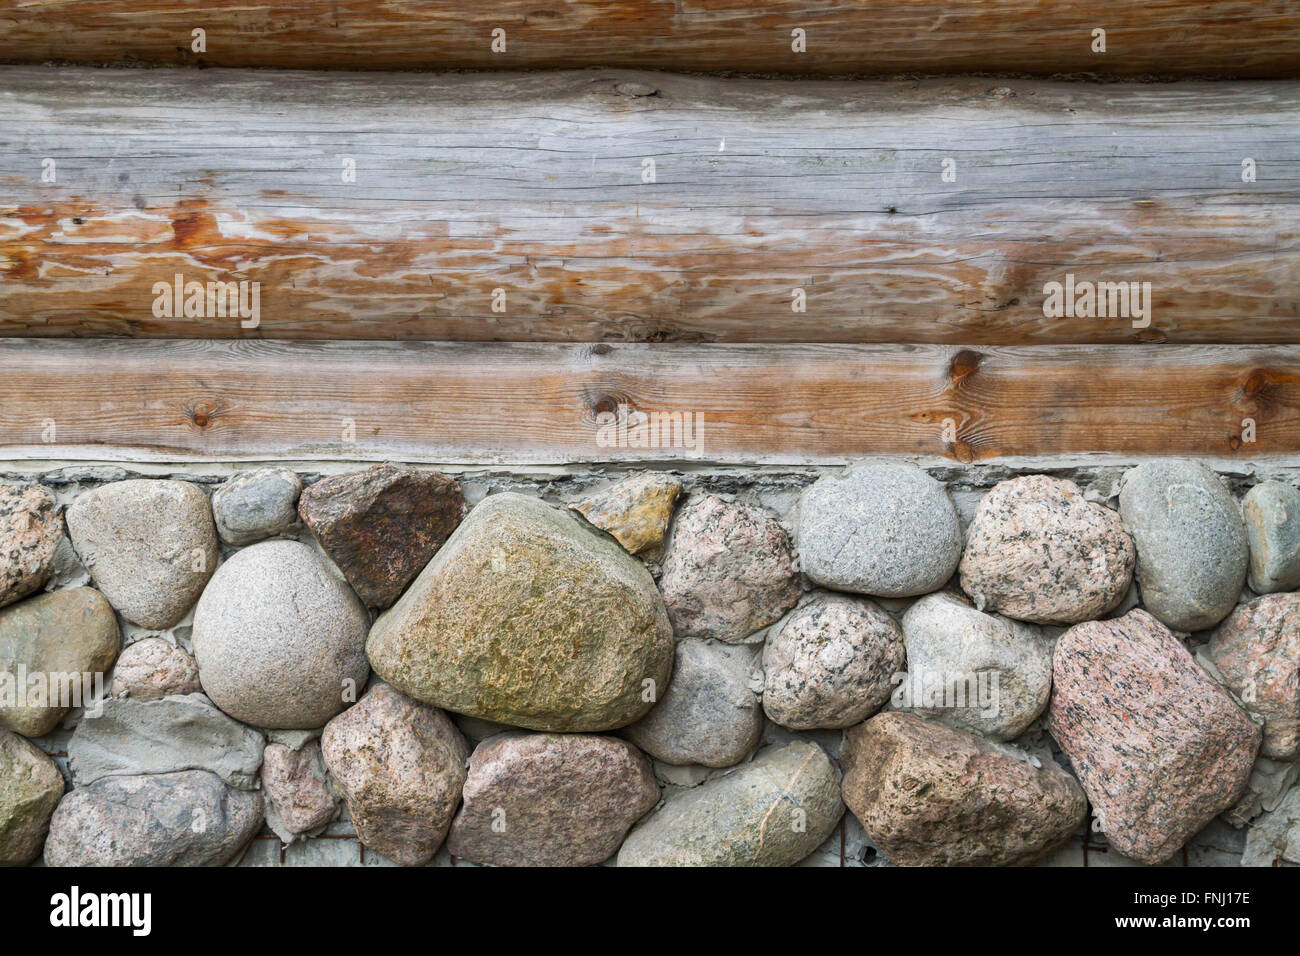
[1242, 481, 1300, 594]
[1224, 755, 1299, 827]
[1208, 593, 1300, 759]
[320, 682, 468, 866]
[761, 592, 904, 730]
[261, 740, 337, 843]
[0, 729, 64, 865]
[368, 493, 673, 732]
[798, 461, 962, 599]
[0, 587, 120, 738]
[1117, 461, 1248, 631]
[1241, 785, 1300, 867]
[959, 475, 1135, 624]
[192, 539, 370, 729]
[1049, 609, 1261, 864]
[659, 494, 800, 643]
[842, 712, 1086, 866]
[110, 637, 201, 701]
[298, 464, 464, 608]
[65, 479, 219, 629]
[447, 732, 659, 866]
[0, 483, 63, 610]
[617, 741, 843, 867]
[211, 467, 302, 547]
[570, 473, 682, 555]
[44, 770, 263, 867]
[898, 592, 1051, 741]
[623, 639, 762, 768]
[67, 694, 266, 790]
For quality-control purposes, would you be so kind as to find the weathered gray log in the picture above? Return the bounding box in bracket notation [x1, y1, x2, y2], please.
[1, 67, 1297, 343]
[0, 340, 1295, 464]
[0, 1, 1297, 77]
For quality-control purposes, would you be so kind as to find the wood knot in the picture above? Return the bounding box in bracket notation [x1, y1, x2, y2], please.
[185, 400, 222, 430]
[949, 349, 983, 383]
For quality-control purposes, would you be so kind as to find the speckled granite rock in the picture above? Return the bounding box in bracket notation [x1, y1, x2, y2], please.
[1242, 481, 1300, 594]
[659, 495, 800, 643]
[261, 740, 337, 843]
[898, 592, 1051, 741]
[192, 539, 370, 729]
[67, 693, 265, 791]
[841, 712, 1086, 866]
[447, 732, 659, 866]
[320, 682, 468, 866]
[617, 741, 843, 867]
[44, 770, 263, 867]
[1118, 461, 1248, 631]
[623, 639, 762, 768]
[211, 467, 302, 547]
[298, 464, 464, 608]
[798, 462, 961, 598]
[762, 592, 904, 730]
[571, 473, 682, 555]
[1208, 593, 1300, 759]
[0, 587, 121, 738]
[110, 637, 201, 701]
[0, 729, 64, 866]
[959, 475, 1134, 624]
[1049, 609, 1261, 864]
[66, 479, 218, 629]
[367, 493, 673, 732]
[0, 483, 63, 610]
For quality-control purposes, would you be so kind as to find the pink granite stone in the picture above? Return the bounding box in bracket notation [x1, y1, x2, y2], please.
[1208, 593, 1300, 760]
[1049, 609, 1261, 864]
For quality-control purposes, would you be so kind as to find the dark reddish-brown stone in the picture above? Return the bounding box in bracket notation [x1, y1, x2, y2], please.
[841, 712, 1086, 867]
[298, 464, 464, 608]
[1208, 593, 1300, 760]
[1049, 609, 1262, 864]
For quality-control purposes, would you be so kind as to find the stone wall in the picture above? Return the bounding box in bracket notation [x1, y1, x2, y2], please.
[1, 458, 1297, 867]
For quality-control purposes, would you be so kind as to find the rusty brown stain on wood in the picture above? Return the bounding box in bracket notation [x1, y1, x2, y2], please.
[0, 341, 1296, 464]
[1, 1, 1298, 75]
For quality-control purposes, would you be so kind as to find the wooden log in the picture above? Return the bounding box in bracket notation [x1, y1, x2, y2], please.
[3, 68, 1297, 345]
[1, 1, 1298, 77]
[0, 340, 1295, 464]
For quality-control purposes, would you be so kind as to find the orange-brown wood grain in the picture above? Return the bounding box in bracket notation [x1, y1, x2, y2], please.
[0, 1, 1297, 76]
[1, 340, 1295, 464]
[3, 68, 1297, 344]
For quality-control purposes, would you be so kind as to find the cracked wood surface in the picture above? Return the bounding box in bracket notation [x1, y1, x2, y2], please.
[0, 1, 1297, 76]
[0, 340, 1295, 464]
[1, 67, 1297, 344]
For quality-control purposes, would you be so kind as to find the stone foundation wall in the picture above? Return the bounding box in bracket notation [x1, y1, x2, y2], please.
[1, 458, 1297, 868]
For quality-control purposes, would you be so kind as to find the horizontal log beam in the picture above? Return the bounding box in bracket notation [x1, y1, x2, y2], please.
[2, 68, 1297, 345]
[1, 1, 1297, 76]
[2, 70, 1300, 348]
[0, 341, 1295, 464]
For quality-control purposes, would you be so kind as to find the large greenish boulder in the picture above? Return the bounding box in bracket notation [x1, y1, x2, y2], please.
[0, 729, 64, 865]
[367, 493, 674, 732]
[617, 741, 844, 867]
[0, 587, 120, 738]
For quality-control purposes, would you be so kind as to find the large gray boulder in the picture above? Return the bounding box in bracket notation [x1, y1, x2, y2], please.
[898, 592, 1051, 741]
[211, 467, 302, 547]
[367, 493, 673, 732]
[1242, 481, 1300, 594]
[65, 479, 218, 628]
[44, 770, 264, 867]
[67, 693, 265, 790]
[623, 639, 763, 768]
[192, 539, 370, 729]
[617, 741, 843, 867]
[1118, 461, 1248, 631]
[798, 462, 961, 597]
